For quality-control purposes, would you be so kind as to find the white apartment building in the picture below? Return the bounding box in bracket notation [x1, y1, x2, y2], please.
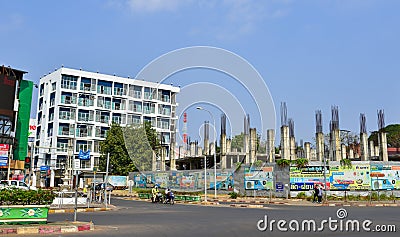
[34, 67, 179, 187]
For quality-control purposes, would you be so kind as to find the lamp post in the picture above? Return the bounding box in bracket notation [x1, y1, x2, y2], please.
[323, 144, 329, 203]
[196, 107, 217, 199]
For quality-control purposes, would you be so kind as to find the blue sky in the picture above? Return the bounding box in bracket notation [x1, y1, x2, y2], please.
[1, 0, 399, 145]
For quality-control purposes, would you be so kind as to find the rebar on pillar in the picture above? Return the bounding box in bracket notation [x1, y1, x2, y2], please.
[203, 121, 210, 156]
[289, 119, 296, 160]
[220, 114, 227, 169]
[360, 113, 368, 161]
[315, 110, 324, 162]
[378, 110, 388, 161]
[329, 106, 341, 161]
[244, 114, 250, 163]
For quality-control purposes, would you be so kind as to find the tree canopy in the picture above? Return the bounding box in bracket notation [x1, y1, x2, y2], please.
[369, 124, 400, 147]
[99, 123, 137, 175]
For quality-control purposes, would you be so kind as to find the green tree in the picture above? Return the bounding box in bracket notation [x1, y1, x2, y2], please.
[99, 123, 137, 175]
[230, 132, 263, 152]
[231, 133, 244, 152]
[369, 124, 400, 147]
[123, 122, 160, 172]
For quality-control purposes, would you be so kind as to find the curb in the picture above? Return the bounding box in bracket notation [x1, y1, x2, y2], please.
[49, 207, 113, 214]
[114, 194, 400, 208]
[0, 222, 94, 235]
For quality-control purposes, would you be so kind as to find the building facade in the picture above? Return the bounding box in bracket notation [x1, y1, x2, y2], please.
[34, 67, 179, 187]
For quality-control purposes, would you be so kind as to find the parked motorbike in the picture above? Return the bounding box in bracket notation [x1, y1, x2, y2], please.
[151, 192, 164, 203]
[164, 192, 175, 205]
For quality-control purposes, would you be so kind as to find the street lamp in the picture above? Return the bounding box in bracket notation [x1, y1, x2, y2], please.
[196, 106, 217, 199]
[323, 144, 329, 203]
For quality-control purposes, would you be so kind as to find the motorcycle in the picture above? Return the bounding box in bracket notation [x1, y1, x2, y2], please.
[164, 191, 175, 205]
[151, 192, 164, 203]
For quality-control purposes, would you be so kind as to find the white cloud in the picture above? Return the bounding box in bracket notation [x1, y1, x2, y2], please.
[213, 0, 290, 40]
[126, 0, 189, 12]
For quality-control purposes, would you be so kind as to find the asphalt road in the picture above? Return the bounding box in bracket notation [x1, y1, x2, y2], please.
[45, 198, 399, 237]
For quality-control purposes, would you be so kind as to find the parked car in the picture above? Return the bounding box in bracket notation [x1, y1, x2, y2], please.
[0, 180, 37, 190]
[92, 182, 114, 192]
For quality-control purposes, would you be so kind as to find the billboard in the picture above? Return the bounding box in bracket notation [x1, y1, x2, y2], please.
[370, 164, 400, 190]
[329, 164, 371, 190]
[0, 73, 17, 132]
[290, 166, 329, 191]
[244, 166, 274, 190]
[0, 144, 9, 167]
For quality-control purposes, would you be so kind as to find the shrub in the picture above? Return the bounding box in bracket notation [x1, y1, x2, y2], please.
[379, 193, 388, 201]
[296, 192, 306, 199]
[0, 188, 56, 206]
[276, 159, 290, 167]
[293, 158, 309, 168]
[229, 192, 238, 199]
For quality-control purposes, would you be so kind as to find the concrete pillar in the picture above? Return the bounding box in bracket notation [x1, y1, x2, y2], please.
[249, 128, 257, 164]
[204, 139, 209, 156]
[280, 126, 290, 160]
[50, 170, 55, 187]
[341, 144, 347, 159]
[349, 149, 354, 159]
[160, 147, 166, 171]
[369, 141, 375, 158]
[315, 132, 324, 162]
[330, 129, 341, 161]
[152, 151, 157, 171]
[244, 133, 250, 163]
[375, 146, 380, 158]
[226, 139, 231, 153]
[266, 129, 275, 163]
[290, 137, 296, 160]
[190, 142, 196, 156]
[197, 147, 203, 157]
[379, 132, 388, 161]
[310, 148, 317, 161]
[210, 142, 215, 156]
[304, 142, 311, 160]
[220, 133, 227, 169]
[170, 147, 176, 171]
[360, 133, 369, 161]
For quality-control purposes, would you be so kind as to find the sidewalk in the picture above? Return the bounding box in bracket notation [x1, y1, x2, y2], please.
[113, 190, 400, 208]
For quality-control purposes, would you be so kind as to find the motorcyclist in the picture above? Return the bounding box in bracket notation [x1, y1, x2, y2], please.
[165, 188, 171, 201]
[151, 184, 159, 201]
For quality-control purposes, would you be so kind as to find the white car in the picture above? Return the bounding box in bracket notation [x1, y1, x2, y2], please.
[0, 180, 37, 190]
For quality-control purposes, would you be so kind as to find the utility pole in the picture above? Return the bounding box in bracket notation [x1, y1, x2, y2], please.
[104, 153, 110, 207]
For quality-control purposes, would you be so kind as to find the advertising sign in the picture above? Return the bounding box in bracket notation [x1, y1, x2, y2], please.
[290, 166, 329, 191]
[0, 144, 9, 166]
[329, 164, 370, 190]
[0, 73, 17, 127]
[78, 150, 90, 160]
[244, 166, 274, 190]
[108, 176, 128, 187]
[370, 164, 400, 190]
